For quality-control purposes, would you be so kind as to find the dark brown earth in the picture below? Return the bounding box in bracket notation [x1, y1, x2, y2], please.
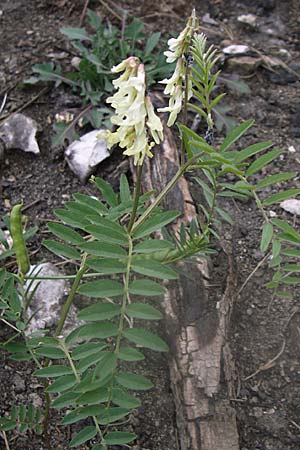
[1, 0, 300, 449]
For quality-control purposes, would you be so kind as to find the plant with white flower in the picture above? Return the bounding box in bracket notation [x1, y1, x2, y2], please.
[158, 9, 198, 127]
[102, 56, 163, 165]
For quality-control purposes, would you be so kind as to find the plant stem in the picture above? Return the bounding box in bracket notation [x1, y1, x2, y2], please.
[131, 153, 201, 234]
[1, 431, 10, 450]
[127, 163, 143, 233]
[180, 63, 191, 166]
[54, 254, 87, 338]
[115, 235, 133, 353]
[43, 254, 87, 438]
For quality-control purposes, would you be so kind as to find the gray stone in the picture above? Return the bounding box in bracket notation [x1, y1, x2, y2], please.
[65, 129, 110, 182]
[0, 113, 40, 154]
[25, 263, 80, 336]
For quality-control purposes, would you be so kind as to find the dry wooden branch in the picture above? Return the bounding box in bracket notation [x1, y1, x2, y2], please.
[131, 98, 239, 449]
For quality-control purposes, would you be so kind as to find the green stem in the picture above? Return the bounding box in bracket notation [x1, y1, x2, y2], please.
[54, 254, 87, 338]
[116, 235, 133, 352]
[180, 63, 191, 166]
[127, 163, 143, 233]
[59, 341, 80, 383]
[131, 153, 201, 234]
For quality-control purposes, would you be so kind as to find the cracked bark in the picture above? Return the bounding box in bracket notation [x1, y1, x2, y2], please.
[135, 113, 240, 450]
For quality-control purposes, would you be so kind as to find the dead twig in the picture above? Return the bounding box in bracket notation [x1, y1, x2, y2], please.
[289, 419, 300, 432]
[79, 0, 90, 27]
[0, 430, 11, 450]
[238, 252, 270, 296]
[243, 339, 286, 381]
[0, 87, 49, 126]
[22, 199, 41, 212]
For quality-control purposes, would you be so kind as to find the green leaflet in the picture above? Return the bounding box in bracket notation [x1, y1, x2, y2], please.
[97, 407, 130, 425]
[70, 426, 97, 447]
[76, 387, 109, 406]
[131, 259, 178, 279]
[117, 347, 144, 361]
[72, 192, 108, 213]
[93, 177, 119, 207]
[43, 240, 81, 260]
[54, 208, 89, 229]
[34, 365, 73, 378]
[129, 279, 165, 296]
[246, 149, 283, 176]
[45, 375, 77, 393]
[260, 222, 273, 253]
[123, 328, 169, 352]
[66, 322, 118, 344]
[47, 222, 85, 245]
[220, 119, 254, 152]
[111, 388, 141, 408]
[119, 174, 131, 202]
[77, 303, 121, 321]
[79, 241, 127, 259]
[85, 224, 128, 245]
[256, 172, 296, 190]
[86, 258, 127, 274]
[126, 303, 163, 320]
[72, 342, 107, 360]
[134, 239, 174, 253]
[263, 189, 300, 206]
[235, 141, 273, 163]
[116, 372, 153, 390]
[133, 211, 180, 238]
[78, 280, 123, 298]
[105, 431, 136, 445]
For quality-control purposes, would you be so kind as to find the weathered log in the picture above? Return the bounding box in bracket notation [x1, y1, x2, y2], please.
[135, 116, 240, 450]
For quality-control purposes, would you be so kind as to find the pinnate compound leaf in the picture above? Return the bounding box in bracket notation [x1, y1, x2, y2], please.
[126, 303, 163, 320]
[129, 279, 165, 296]
[133, 211, 180, 238]
[220, 119, 253, 152]
[70, 426, 97, 447]
[43, 240, 81, 260]
[77, 303, 121, 321]
[118, 347, 144, 361]
[78, 280, 123, 298]
[260, 222, 273, 253]
[132, 260, 178, 279]
[116, 372, 153, 390]
[246, 149, 283, 176]
[47, 223, 85, 245]
[123, 328, 168, 352]
[34, 365, 73, 378]
[105, 431, 136, 445]
[271, 218, 300, 241]
[263, 189, 300, 206]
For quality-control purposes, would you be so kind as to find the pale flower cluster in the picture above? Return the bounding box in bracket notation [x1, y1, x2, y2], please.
[158, 10, 197, 126]
[102, 56, 163, 165]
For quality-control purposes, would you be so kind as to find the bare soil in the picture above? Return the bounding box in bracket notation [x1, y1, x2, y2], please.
[1, 0, 300, 449]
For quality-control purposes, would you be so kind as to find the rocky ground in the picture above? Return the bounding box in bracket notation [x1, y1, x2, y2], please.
[0, 0, 300, 449]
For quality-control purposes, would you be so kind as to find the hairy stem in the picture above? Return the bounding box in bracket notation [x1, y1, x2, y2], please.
[54, 254, 87, 338]
[127, 163, 143, 233]
[131, 153, 202, 234]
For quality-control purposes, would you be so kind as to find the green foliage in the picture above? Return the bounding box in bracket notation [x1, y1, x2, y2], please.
[25, 9, 173, 146]
[0, 404, 43, 434]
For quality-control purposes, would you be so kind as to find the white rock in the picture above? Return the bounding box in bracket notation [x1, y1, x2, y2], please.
[288, 145, 296, 153]
[280, 199, 300, 216]
[222, 44, 250, 55]
[237, 14, 258, 27]
[202, 13, 218, 25]
[65, 129, 110, 182]
[25, 263, 80, 336]
[71, 56, 81, 68]
[269, 210, 277, 217]
[0, 113, 40, 154]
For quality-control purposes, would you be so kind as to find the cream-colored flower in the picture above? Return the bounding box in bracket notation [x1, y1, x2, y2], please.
[104, 57, 164, 165]
[158, 10, 198, 126]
